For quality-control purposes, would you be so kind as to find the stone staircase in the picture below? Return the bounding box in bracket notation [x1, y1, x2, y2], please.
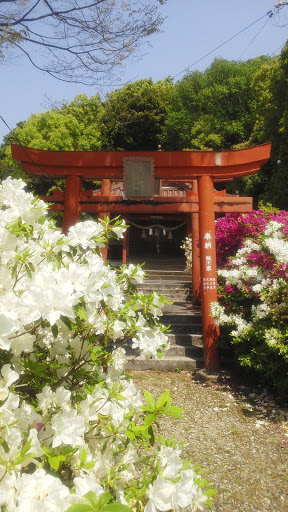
[124, 259, 204, 371]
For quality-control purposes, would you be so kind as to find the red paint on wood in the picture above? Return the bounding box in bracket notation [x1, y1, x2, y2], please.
[198, 175, 220, 370]
[62, 176, 81, 234]
[191, 181, 201, 305]
[122, 229, 129, 264]
[11, 144, 271, 180]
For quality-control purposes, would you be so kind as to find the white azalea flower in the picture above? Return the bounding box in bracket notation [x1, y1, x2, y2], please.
[51, 409, 85, 448]
[123, 263, 145, 283]
[146, 476, 176, 512]
[37, 386, 71, 415]
[111, 220, 126, 239]
[19, 269, 78, 325]
[10, 333, 36, 357]
[0, 365, 19, 401]
[73, 476, 104, 499]
[14, 468, 69, 512]
[110, 347, 127, 372]
[36, 386, 54, 415]
[111, 319, 126, 340]
[68, 220, 104, 249]
[132, 327, 168, 359]
[158, 445, 183, 478]
[264, 220, 282, 237]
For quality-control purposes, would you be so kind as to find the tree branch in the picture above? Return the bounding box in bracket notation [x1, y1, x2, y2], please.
[0, 1, 165, 85]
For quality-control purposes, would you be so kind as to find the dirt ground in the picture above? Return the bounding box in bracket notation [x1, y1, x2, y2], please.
[131, 370, 288, 512]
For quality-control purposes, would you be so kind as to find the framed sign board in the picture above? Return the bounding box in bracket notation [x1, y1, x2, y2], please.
[123, 157, 154, 200]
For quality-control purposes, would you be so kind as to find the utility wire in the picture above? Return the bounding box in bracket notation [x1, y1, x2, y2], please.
[270, 43, 286, 56]
[0, 115, 12, 136]
[172, 10, 274, 80]
[238, 17, 271, 60]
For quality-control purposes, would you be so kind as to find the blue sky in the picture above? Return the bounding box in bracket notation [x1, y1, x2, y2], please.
[1, 0, 288, 144]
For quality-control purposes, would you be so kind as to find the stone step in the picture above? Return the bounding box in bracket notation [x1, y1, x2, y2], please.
[162, 313, 201, 325]
[125, 355, 199, 372]
[127, 269, 204, 371]
[136, 272, 193, 301]
[168, 333, 203, 347]
[166, 344, 203, 358]
[165, 323, 202, 335]
[144, 272, 191, 282]
[137, 280, 191, 286]
[140, 291, 192, 302]
[124, 339, 202, 359]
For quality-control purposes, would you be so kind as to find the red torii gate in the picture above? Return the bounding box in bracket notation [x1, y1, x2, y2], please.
[11, 143, 271, 370]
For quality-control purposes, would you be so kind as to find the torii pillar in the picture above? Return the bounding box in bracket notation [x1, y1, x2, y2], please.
[198, 175, 219, 368]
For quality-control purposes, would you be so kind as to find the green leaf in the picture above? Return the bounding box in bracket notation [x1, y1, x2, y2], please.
[102, 505, 130, 512]
[75, 306, 87, 321]
[52, 323, 58, 338]
[143, 390, 155, 409]
[60, 445, 76, 456]
[205, 489, 216, 498]
[79, 447, 87, 465]
[84, 491, 102, 509]
[124, 429, 135, 440]
[65, 505, 93, 512]
[83, 461, 96, 470]
[95, 492, 111, 509]
[143, 413, 155, 427]
[148, 425, 155, 445]
[155, 390, 170, 409]
[162, 405, 183, 418]
[0, 437, 9, 454]
[60, 315, 74, 330]
[49, 455, 60, 471]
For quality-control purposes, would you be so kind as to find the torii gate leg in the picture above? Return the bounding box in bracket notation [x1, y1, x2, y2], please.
[97, 179, 111, 262]
[191, 180, 201, 305]
[122, 228, 129, 264]
[62, 176, 81, 234]
[198, 175, 220, 370]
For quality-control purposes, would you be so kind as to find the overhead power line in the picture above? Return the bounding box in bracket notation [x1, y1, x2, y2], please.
[0, 115, 12, 135]
[238, 17, 271, 60]
[172, 10, 274, 80]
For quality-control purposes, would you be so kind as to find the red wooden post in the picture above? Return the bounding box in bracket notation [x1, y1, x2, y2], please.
[98, 180, 112, 261]
[191, 180, 201, 305]
[198, 175, 220, 370]
[62, 175, 81, 234]
[122, 228, 129, 264]
[101, 179, 111, 196]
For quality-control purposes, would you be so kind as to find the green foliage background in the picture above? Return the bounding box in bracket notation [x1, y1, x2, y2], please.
[1, 42, 288, 205]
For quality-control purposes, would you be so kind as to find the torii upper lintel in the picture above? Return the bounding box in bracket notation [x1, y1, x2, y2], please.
[11, 143, 271, 180]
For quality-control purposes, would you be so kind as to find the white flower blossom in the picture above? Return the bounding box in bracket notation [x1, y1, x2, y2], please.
[13, 468, 69, 512]
[132, 327, 168, 359]
[0, 365, 19, 401]
[67, 220, 104, 249]
[111, 220, 126, 239]
[51, 409, 85, 448]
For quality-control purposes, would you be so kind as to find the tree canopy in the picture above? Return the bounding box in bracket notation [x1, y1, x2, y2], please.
[0, 0, 166, 84]
[2, 46, 288, 207]
[161, 57, 271, 151]
[102, 78, 174, 150]
[0, 94, 105, 193]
